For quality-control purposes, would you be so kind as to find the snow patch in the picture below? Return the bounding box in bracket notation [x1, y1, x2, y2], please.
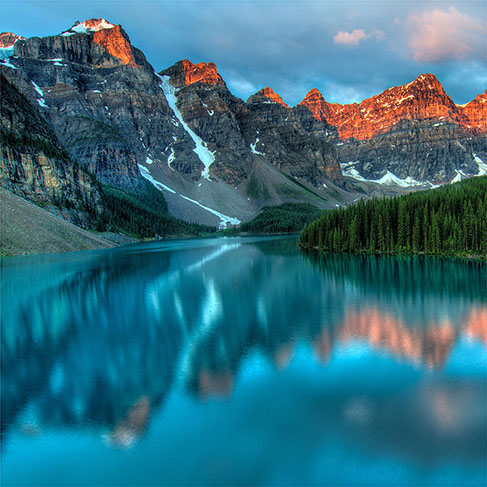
[145, 156, 153, 165]
[451, 170, 463, 184]
[0, 46, 15, 60]
[180, 195, 240, 229]
[396, 95, 414, 104]
[62, 19, 115, 36]
[340, 163, 423, 187]
[138, 162, 240, 228]
[473, 153, 487, 176]
[0, 59, 17, 69]
[158, 74, 216, 180]
[138, 164, 176, 193]
[31, 81, 48, 108]
[31, 81, 44, 97]
[167, 148, 175, 170]
[202, 102, 214, 116]
[250, 138, 265, 155]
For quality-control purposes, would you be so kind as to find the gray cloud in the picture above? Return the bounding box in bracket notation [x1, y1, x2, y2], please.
[2, 1, 486, 105]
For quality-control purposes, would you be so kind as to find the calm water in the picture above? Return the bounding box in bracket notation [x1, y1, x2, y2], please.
[1, 236, 486, 486]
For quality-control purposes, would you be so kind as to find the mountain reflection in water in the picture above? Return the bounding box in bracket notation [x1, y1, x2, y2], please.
[1, 237, 486, 486]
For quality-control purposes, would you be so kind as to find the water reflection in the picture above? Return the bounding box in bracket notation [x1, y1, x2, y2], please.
[1, 237, 486, 484]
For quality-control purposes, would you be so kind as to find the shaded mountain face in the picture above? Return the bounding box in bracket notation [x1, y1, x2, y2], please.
[159, 61, 342, 187]
[0, 75, 102, 227]
[1, 18, 486, 229]
[1, 20, 348, 228]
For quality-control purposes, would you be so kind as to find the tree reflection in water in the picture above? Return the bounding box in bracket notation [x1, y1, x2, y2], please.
[1, 238, 485, 463]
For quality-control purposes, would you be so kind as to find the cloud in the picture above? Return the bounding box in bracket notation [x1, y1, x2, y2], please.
[407, 7, 485, 62]
[333, 28, 385, 47]
[1, 0, 486, 106]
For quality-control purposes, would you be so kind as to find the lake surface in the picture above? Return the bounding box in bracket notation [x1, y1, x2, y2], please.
[1, 236, 486, 486]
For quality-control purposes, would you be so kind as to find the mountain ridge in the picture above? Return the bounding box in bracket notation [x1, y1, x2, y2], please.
[1, 18, 486, 234]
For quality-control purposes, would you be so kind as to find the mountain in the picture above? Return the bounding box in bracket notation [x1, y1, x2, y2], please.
[298, 74, 487, 185]
[1, 18, 486, 237]
[1, 19, 353, 231]
[0, 74, 103, 227]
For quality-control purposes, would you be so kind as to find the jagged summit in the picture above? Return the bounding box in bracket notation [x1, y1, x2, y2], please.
[299, 88, 340, 123]
[461, 90, 487, 131]
[247, 87, 289, 108]
[302, 88, 323, 100]
[298, 73, 475, 140]
[61, 18, 116, 36]
[405, 73, 443, 90]
[0, 32, 25, 48]
[160, 59, 225, 88]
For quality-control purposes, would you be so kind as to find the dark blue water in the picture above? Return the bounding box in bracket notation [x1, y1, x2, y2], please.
[1, 236, 486, 486]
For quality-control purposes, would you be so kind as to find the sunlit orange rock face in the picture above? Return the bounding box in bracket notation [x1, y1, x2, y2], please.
[180, 59, 225, 86]
[299, 74, 486, 140]
[461, 91, 487, 132]
[0, 32, 25, 48]
[92, 25, 137, 66]
[464, 308, 487, 344]
[249, 86, 290, 108]
[340, 308, 457, 368]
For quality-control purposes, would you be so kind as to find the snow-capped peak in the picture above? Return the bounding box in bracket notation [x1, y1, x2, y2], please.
[61, 19, 116, 36]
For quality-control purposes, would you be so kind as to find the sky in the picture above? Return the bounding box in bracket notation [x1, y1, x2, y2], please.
[1, 0, 486, 105]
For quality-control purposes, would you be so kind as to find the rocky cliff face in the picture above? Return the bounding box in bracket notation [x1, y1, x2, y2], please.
[461, 91, 487, 132]
[2, 18, 486, 230]
[1, 20, 349, 229]
[159, 61, 342, 187]
[298, 74, 487, 184]
[239, 87, 342, 185]
[0, 74, 102, 227]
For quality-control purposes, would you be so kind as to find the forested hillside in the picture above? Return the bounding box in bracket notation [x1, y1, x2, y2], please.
[225, 203, 323, 234]
[299, 177, 487, 257]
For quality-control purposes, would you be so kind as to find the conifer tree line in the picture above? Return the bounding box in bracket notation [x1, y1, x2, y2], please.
[299, 176, 487, 257]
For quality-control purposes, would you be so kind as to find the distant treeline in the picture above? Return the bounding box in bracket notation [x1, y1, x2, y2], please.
[299, 176, 487, 257]
[225, 203, 323, 235]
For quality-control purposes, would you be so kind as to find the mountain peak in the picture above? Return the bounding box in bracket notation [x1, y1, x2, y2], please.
[304, 88, 323, 99]
[248, 87, 289, 108]
[299, 88, 340, 122]
[61, 18, 116, 36]
[181, 59, 224, 86]
[161, 59, 225, 88]
[403, 73, 445, 94]
[59, 19, 138, 67]
[0, 32, 25, 48]
[460, 90, 487, 132]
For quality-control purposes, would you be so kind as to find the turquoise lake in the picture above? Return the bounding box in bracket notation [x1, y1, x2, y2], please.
[1, 236, 486, 486]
